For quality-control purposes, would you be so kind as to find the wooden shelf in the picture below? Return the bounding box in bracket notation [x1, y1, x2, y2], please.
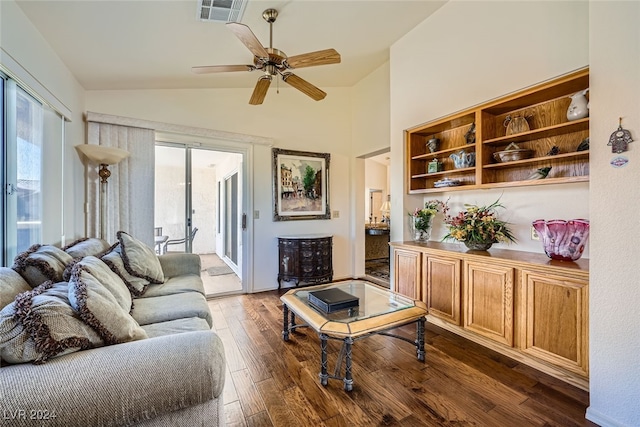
[406, 68, 589, 193]
[412, 145, 476, 161]
[483, 151, 589, 169]
[483, 118, 589, 146]
[412, 166, 475, 179]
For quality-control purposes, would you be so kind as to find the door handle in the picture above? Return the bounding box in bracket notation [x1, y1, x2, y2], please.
[242, 213, 247, 230]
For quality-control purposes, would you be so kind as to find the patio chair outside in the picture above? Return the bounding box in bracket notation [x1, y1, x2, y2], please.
[163, 227, 199, 253]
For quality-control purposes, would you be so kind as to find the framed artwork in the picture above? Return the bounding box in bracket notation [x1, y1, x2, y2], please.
[272, 148, 330, 221]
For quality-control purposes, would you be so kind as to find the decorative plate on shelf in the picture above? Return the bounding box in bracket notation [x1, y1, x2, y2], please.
[434, 178, 462, 188]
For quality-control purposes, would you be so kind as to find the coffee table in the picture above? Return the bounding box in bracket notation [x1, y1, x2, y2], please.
[280, 280, 428, 391]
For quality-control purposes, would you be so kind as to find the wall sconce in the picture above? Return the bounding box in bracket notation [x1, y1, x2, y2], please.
[75, 144, 129, 240]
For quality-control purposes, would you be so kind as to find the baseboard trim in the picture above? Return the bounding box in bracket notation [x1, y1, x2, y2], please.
[586, 407, 632, 427]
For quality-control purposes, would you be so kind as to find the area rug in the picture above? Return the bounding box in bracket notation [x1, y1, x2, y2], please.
[206, 265, 234, 276]
[365, 258, 390, 282]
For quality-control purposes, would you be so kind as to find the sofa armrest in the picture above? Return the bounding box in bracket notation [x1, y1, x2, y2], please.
[0, 330, 225, 427]
[158, 253, 201, 277]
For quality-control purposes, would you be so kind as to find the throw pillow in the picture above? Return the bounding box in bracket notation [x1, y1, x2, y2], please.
[62, 237, 111, 259]
[68, 257, 147, 345]
[0, 281, 104, 364]
[12, 245, 74, 288]
[101, 246, 149, 296]
[0, 267, 31, 310]
[116, 231, 164, 284]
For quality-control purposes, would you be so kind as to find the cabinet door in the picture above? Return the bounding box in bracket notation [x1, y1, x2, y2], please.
[393, 249, 421, 299]
[521, 270, 588, 377]
[424, 255, 461, 325]
[279, 239, 300, 277]
[317, 237, 332, 276]
[464, 261, 514, 346]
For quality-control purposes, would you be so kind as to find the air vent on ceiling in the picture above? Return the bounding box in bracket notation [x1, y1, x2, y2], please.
[197, 0, 248, 23]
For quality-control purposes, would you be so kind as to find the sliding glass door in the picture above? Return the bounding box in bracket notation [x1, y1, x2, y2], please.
[155, 144, 243, 280]
[2, 77, 45, 265]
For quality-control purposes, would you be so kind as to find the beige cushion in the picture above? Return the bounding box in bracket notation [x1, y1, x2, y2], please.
[0, 267, 31, 309]
[117, 231, 164, 284]
[141, 274, 205, 298]
[68, 256, 147, 345]
[101, 245, 149, 296]
[63, 237, 111, 259]
[11, 245, 73, 288]
[0, 281, 104, 364]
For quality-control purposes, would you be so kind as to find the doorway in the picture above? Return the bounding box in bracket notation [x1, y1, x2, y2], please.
[363, 151, 391, 286]
[155, 144, 244, 297]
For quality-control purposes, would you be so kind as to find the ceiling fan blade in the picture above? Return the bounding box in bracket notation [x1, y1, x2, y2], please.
[226, 22, 269, 59]
[191, 65, 253, 74]
[282, 73, 326, 101]
[286, 49, 341, 69]
[249, 76, 272, 105]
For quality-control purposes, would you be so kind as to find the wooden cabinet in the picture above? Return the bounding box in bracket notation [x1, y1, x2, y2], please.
[520, 269, 589, 377]
[277, 234, 332, 289]
[464, 261, 514, 346]
[390, 241, 589, 390]
[423, 255, 461, 325]
[393, 248, 421, 299]
[407, 68, 589, 193]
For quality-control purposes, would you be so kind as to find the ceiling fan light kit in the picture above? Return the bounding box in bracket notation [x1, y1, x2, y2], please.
[192, 8, 341, 105]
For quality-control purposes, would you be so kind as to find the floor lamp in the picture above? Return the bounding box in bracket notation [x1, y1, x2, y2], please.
[75, 144, 130, 240]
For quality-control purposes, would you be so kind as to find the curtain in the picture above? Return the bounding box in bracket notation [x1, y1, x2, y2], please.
[86, 122, 155, 246]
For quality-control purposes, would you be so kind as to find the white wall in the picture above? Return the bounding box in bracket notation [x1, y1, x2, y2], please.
[389, 1, 590, 255]
[86, 87, 353, 292]
[587, 2, 640, 426]
[351, 63, 393, 277]
[0, 0, 86, 245]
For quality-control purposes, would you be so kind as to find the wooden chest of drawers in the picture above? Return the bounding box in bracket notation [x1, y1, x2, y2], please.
[278, 234, 333, 289]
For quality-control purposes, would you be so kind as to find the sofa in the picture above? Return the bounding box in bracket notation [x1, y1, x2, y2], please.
[0, 232, 226, 427]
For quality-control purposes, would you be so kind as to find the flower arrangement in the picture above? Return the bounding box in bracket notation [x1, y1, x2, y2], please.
[443, 199, 516, 250]
[408, 200, 448, 241]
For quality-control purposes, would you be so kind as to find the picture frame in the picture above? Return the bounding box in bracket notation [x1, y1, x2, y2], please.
[272, 148, 330, 221]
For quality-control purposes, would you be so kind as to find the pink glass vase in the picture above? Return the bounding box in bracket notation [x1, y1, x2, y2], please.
[532, 219, 590, 261]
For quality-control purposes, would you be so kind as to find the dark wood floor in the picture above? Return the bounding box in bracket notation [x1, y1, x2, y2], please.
[207, 291, 595, 427]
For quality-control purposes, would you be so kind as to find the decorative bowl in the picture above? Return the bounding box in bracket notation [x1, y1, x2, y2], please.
[493, 148, 534, 163]
[532, 219, 590, 261]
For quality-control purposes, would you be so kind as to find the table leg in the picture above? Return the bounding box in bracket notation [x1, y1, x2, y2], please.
[319, 334, 329, 386]
[416, 316, 426, 361]
[290, 312, 296, 331]
[343, 337, 354, 391]
[282, 304, 290, 341]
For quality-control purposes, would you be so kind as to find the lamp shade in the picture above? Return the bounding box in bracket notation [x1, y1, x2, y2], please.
[380, 201, 391, 213]
[75, 144, 129, 165]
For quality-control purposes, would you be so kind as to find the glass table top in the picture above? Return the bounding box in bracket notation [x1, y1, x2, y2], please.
[288, 280, 416, 324]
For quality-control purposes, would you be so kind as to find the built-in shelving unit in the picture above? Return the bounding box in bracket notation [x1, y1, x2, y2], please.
[406, 68, 589, 193]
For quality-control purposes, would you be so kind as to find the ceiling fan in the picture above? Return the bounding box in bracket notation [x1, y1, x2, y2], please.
[192, 8, 341, 105]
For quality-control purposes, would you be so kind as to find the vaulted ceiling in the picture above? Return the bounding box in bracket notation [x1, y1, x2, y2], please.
[17, 0, 445, 91]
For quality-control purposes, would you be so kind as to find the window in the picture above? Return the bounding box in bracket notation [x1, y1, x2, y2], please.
[1, 73, 62, 265]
